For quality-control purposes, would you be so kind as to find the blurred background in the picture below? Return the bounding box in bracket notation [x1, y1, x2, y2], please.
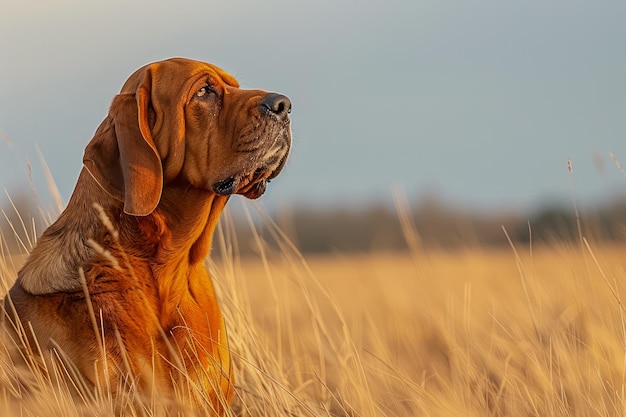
[1, 0, 626, 253]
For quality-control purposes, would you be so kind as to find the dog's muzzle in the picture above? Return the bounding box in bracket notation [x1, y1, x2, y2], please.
[212, 93, 291, 199]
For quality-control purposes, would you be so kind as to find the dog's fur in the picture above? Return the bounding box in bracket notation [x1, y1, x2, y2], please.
[2, 58, 291, 412]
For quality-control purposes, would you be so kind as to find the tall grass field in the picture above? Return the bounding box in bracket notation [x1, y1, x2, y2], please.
[1, 187, 626, 416]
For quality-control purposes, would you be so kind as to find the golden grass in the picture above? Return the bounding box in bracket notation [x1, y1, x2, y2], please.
[228, 242, 626, 417]
[1, 200, 626, 416]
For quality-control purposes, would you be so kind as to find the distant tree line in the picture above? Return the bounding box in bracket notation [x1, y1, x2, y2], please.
[2, 189, 626, 257]
[227, 196, 626, 255]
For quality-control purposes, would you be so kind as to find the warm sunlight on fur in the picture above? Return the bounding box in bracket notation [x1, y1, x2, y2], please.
[0, 58, 293, 416]
[1, 185, 626, 416]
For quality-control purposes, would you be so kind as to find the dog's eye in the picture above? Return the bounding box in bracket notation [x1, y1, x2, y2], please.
[196, 85, 216, 98]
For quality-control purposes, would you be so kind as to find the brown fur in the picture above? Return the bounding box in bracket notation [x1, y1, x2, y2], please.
[2, 58, 291, 413]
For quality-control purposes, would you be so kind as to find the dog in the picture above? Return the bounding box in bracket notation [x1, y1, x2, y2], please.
[2, 57, 291, 413]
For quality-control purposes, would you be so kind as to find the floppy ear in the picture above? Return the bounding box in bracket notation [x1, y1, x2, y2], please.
[83, 75, 163, 216]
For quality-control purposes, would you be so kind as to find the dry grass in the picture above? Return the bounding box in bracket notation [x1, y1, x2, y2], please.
[227, 240, 626, 417]
[1, 196, 626, 416]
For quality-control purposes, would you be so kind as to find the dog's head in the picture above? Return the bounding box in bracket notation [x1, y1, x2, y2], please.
[83, 57, 292, 216]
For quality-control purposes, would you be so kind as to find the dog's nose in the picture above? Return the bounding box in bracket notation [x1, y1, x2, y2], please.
[260, 93, 292, 118]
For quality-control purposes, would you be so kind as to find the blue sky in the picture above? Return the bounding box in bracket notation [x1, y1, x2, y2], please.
[1, 0, 626, 213]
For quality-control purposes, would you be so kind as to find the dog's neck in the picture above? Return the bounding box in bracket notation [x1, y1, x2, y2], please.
[139, 184, 229, 265]
[129, 182, 229, 326]
[17, 169, 229, 297]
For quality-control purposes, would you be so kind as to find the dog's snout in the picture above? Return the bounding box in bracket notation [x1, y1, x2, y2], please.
[260, 93, 292, 117]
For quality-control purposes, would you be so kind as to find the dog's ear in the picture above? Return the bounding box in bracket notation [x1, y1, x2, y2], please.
[83, 71, 163, 216]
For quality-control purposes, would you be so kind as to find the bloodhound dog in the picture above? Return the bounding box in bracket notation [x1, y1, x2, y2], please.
[3, 58, 291, 412]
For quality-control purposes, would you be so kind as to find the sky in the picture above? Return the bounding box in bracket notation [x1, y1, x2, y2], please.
[1, 0, 626, 214]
